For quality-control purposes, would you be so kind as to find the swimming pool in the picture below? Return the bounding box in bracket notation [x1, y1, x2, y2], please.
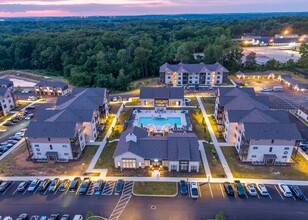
[138, 117, 182, 128]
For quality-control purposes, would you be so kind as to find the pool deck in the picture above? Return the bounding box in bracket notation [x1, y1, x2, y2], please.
[133, 109, 188, 131]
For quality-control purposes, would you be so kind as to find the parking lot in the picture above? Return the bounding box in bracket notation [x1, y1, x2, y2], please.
[1, 180, 308, 219]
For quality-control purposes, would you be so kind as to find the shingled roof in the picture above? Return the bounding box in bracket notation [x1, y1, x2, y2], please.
[140, 87, 184, 100]
[113, 126, 200, 162]
[25, 122, 77, 138]
[35, 80, 68, 90]
[160, 62, 228, 73]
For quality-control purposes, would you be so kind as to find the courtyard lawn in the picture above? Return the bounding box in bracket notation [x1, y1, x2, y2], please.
[110, 107, 133, 140]
[201, 97, 215, 115]
[96, 116, 115, 141]
[94, 142, 151, 177]
[0, 143, 98, 176]
[109, 103, 122, 114]
[209, 116, 225, 142]
[221, 147, 308, 180]
[190, 109, 211, 141]
[188, 97, 199, 106]
[133, 182, 177, 196]
[204, 144, 226, 178]
[125, 98, 141, 106]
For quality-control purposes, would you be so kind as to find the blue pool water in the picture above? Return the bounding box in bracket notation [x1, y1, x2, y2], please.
[138, 117, 182, 127]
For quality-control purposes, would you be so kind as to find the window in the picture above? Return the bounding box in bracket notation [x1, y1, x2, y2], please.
[251, 155, 256, 158]
[282, 156, 287, 158]
[171, 165, 177, 171]
[138, 161, 142, 168]
[35, 144, 39, 147]
[178, 77, 181, 80]
[117, 161, 121, 167]
[189, 81, 192, 84]
[122, 159, 136, 168]
[284, 147, 289, 150]
[271, 140, 274, 144]
[35, 148, 40, 151]
[269, 147, 273, 152]
[37, 153, 42, 155]
[64, 153, 69, 156]
[217, 76, 220, 79]
[207, 77, 210, 80]
[253, 147, 258, 150]
[63, 145, 67, 148]
[48, 138, 51, 141]
[191, 165, 197, 172]
[50, 145, 53, 150]
[167, 76, 171, 79]
[216, 80, 220, 84]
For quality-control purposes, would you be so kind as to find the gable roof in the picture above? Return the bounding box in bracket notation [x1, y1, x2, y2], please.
[35, 80, 68, 90]
[160, 62, 228, 73]
[0, 87, 9, 97]
[25, 122, 77, 138]
[0, 79, 13, 87]
[218, 87, 256, 97]
[114, 126, 200, 162]
[236, 71, 273, 76]
[140, 87, 184, 100]
[243, 123, 302, 140]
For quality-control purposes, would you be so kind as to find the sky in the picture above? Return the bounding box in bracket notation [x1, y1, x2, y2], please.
[0, 0, 307, 17]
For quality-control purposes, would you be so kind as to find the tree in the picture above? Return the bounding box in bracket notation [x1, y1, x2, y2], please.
[134, 47, 152, 78]
[215, 211, 225, 220]
[299, 43, 308, 68]
[175, 41, 197, 63]
[244, 52, 257, 69]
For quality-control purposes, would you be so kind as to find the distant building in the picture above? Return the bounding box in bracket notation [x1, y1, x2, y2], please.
[25, 88, 109, 161]
[35, 80, 69, 96]
[236, 71, 275, 79]
[113, 126, 200, 172]
[298, 102, 308, 123]
[0, 79, 14, 89]
[139, 87, 184, 107]
[193, 53, 205, 60]
[159, 62, 228, 87]
[278, 75, 308, 93]
[0, 87, 16, 116]
[274, 34, 298, 39]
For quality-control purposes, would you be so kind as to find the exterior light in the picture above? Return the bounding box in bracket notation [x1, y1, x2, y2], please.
[284, 30, 289, 35]
[154, 159, 158, 163]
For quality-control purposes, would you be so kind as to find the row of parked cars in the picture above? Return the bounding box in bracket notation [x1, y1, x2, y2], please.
[14, 177, 125, 196]
[2, 213, 83, 220]
[0, 129, 26, 156]
[223, 180, 306, 199]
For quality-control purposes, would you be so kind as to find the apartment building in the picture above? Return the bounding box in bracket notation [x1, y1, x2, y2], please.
[25, 88, 109, 161]
[0, 87, 16, 116]
[35, 80, 69, 96]
[159, 62, 228, 87]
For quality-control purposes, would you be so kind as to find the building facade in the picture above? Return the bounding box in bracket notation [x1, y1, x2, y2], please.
[0, 87, 16, 116]
[159, 62, 228, 87]
[35, 80, 69, 96]
[298, 102, 308, 123]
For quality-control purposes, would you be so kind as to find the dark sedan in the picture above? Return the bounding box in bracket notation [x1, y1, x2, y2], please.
[115, 179, 124, 195]
[223, 182, 234, 196]
[179, 180, 188, 195]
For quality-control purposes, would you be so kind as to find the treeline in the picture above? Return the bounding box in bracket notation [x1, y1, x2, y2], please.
[0, 16, 307, 91]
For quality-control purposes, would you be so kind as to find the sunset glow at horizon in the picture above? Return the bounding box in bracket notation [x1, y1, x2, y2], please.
[0, 0, 307, 17]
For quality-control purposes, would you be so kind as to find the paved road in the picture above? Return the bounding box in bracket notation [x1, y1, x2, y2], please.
[1, 181, 308, 220]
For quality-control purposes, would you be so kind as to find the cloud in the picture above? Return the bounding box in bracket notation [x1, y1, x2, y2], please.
[0, 0, 307, 17]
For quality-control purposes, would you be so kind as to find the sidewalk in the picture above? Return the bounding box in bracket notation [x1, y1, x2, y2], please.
[198, 140, 211, 178]
[86, 104, 124, 173]
[197, 96, 233, 180]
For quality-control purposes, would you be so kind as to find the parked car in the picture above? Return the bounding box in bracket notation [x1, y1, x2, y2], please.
[190, 181, 199, 199]
[48, 214, 60, 220]
[39, 216, 48, 220]
[17, 180, 31, 192]
[60, 215, 70, 220]
[48, 178, 60, 192]
[179, 180, 188, 195]
[0, 146, 8, 152]
[245, 183, 257, 196]
[59, 179, 70, 192]
[299, 141, 308, 151]
[260, 87, 272, 92]
[69, 177, 81, 192]
[7, 140, 18, 144]
[289, 185, 305, 200]
[72, 215, 83, 220]
[3, 121, 13, 126]
[79, 177, 91, 194]
[16, 213, 28, 220]
[5, 143, 14, 149]
[256, 183, 269, 196]
[278, 183, 292, 197]
[0, 181, 13, 192]
[223, 182, 234, 196]
[27, 179, 41, 192]
[15, 132, 24, 137]
[38, 179, 51, 191]
[8, 136, 22, 141]
[25, 106, 35, 110]
[25, 114, 34, 120]
[234, 180, 246, 198]
[94, 180, 104, 195]
[114, 179, 124, 195]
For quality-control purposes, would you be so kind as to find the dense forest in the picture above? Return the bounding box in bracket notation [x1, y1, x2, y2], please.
[0, 15, 308, 90]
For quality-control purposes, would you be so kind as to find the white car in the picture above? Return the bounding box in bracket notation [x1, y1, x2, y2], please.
[245, 183, 257, 196]
[278, 183, 292, 197]
[261, 88, 272, 92]
[190, 181, 199, 199]
[257, 184, 269, 196]
[27, 179, 40, 192]
[15, 132, 24, 137]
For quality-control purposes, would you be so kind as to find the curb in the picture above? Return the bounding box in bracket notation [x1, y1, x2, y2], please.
[132, 182, 178, 197]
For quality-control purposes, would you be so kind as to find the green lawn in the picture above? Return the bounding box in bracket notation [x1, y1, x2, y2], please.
[125, 98, 141, 106]
[204, 144, 226, 178]
[187, 97, 199, 106]
[189, 109, 211, 141]
[133, 182, 177, 196]
[109, 103, 122, 114]
[201, 97, 215, 115]
[209, 116, 225, 142]
[110, 107, 133, 140]
[222, 147, 308, 180]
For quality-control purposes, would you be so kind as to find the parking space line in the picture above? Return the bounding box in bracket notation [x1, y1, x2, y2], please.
[23, 188, 28, 195]
[219, 184, 225, 198]
[75, 184, 81, 195]
[44, 188, 49, 195]
[208, 183, 213, 198]
[2, 182, 14, 195]
[12, 188, 19, 195]
[54, 187, 60, 195]
[256, 192, 260, 199]
[245, 193, 248, 199]
[274, 185, 284, 200]
[33, 187, 40, 195]
[268, 193, 272, 200]
[291, 195, 296, 201]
